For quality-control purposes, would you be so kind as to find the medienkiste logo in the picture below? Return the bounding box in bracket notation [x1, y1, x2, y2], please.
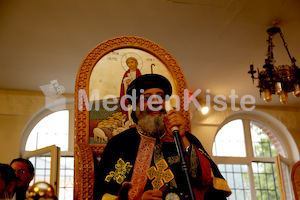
[39, 81, 256, 112]
[40, 80, 66, 111]
[77, 88, 256, 112]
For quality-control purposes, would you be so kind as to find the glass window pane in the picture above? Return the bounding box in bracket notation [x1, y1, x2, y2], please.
[250, 121, 281, 158]
[29, 156, 51, 185]
[252, 162, 280, 200]
[25, 108, 73, 200]
[213, 119, 246, 157]
[64, 157, 74, 169]
[59, 156, 74, 200]
[25, 110, 69, 151]
[281, 162, 293, 200]
[214, 119, 291, 200]
[218, 164, 251, 200]
[30, 156, 74, 200]
[59, 188, 73, 200]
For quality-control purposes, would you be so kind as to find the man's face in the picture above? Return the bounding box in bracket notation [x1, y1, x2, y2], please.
[135, 88, 166, 137]
[126, 58, 138, 71]
[138, 88, 165, 116]
[11, 161, 34, 188]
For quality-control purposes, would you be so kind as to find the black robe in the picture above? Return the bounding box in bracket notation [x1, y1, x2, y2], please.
[94, 127, 231, 200]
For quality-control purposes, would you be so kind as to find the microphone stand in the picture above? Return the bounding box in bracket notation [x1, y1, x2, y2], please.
[166, 100, 195, 200]
[172, 128, 196, 200]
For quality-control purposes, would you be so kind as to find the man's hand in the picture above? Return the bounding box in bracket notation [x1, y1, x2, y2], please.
[164, 109, 190, 149]
[141, 189, 163, 200]
[164, 109, 186, 137]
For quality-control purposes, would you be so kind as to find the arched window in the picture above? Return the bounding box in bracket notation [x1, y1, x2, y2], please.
[20, 100, 74, 200]
[212, 111, 299, 200]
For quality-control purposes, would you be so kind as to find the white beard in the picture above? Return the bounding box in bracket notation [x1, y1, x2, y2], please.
[136, 106, 166, 138]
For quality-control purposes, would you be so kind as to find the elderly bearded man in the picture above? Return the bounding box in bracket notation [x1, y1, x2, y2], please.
[94, 74, 231, 200]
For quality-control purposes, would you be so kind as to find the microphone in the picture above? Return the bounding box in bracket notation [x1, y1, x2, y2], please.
[165, 100, 196, 200]
[165, 100, 179, 132]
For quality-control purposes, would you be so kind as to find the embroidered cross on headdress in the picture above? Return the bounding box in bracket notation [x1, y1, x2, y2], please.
[146, 159, 174, 190]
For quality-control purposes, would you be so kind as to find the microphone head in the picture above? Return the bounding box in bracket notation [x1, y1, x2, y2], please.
[165, 100, 173, 112]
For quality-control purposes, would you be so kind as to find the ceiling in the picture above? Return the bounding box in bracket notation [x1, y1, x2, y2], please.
[1, 0, 300, 107]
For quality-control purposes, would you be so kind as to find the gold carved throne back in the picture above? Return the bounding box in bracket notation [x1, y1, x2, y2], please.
[74, 36, 190, 200]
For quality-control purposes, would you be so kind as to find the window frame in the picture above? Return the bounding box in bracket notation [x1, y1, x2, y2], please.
[19, 99, 74, 199]
[20, 99, 74, 157]
[212, 110, 299, 200]
[213, 110, 299, 163]
[23, 145, 61, 193]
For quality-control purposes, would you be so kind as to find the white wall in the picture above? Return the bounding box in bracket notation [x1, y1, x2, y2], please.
[0, 90, 73, 164]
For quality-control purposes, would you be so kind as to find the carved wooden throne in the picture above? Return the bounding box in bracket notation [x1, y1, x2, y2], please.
[74, 36, 190, 200]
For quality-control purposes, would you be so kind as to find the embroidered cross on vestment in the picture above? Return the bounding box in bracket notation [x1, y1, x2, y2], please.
[146, 159, 174, 190]
[105, 158, 132, 184]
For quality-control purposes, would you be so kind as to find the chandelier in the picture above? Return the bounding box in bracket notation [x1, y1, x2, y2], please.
[248, 27, 300, 104]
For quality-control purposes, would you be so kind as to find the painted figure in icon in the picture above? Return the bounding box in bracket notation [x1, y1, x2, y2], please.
[120, 57, 142, 100]
[120, 57, 142, 119]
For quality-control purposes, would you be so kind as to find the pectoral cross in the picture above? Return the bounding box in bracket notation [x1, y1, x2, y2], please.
[146, 159, 174, 190]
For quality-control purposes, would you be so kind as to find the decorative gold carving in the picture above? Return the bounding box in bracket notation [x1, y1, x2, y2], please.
[90, 144, 106, 154]
[74, 143, 94, 200]
[74, 36, 190, 200]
